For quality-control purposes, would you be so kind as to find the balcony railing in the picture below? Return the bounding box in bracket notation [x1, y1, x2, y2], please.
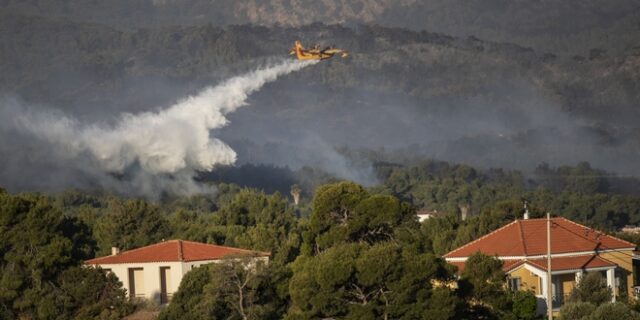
[551, 294, 571, 309]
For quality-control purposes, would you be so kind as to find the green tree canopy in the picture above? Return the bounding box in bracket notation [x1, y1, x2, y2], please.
[56, 266, 132, 319]
[559, 301, 640, 320]
[305, 181, 417, 254]
[287, 242, 457, 319]
[94, 199, 171, 254]
[0, 192, 129, 319]
[159, 258, 275, 320]
[590, 302, 640, 320]
[216, 189, 295, 230]
[567, 272, 611, 305]
[558, 301, 596, 320]
[458, 252, 511, 316]
[511, 290, 537, 320]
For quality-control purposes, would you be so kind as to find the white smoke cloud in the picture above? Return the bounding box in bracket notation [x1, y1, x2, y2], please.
[3, 59, 316, 196]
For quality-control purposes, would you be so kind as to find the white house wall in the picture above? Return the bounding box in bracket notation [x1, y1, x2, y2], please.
[90, 261, 183, 304]
[89, 256, 269, 304]
[182, 256, 270, 273]
[182, 259, 224, 274]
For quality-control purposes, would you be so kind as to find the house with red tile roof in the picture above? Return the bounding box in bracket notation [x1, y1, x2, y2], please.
[85, 240, 270, 304]
[444, 217, 637, 314]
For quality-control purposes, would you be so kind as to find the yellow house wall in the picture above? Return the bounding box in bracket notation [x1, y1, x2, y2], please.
[503, 250, 635, 301]
[600, 250, 634, 298]
[509, 267, 541, 295]
[559, 273, 575, 298]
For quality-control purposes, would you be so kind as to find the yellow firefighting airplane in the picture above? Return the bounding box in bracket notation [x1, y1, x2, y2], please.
[289, 41, 349, 60]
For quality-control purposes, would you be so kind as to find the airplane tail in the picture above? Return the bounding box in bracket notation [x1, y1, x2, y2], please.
[288, 41, 300, 55]
[294, 41, 306, 60]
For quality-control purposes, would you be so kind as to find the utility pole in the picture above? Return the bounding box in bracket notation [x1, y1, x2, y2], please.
[546, 212, 553, 320]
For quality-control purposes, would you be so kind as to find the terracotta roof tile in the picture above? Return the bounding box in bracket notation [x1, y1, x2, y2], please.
[444, 217, 635, 258]
[449, 259, 524, 274]
[501, 259, 525, 272]
[518, 255, 617, 272]
[85, 240, 270, 264]
[450, 255, 616, 275]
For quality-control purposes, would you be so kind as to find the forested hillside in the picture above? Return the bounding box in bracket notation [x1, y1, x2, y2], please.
[2, 0, 639, 55]
[1, 11, 640, 194]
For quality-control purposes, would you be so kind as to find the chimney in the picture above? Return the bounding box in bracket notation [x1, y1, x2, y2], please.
[111, 247, 120, 256]
[523, 200, 530, 220]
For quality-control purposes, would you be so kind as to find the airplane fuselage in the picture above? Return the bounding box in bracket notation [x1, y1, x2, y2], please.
[289, 41, 348, 60]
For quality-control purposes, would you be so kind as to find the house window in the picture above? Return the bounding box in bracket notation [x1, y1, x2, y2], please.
[615, 269, 627, 297]
[160, 266, 172, 304]
[128, 268, 145, 299]
[539, 277, 543, 294]
[633, 258, 640, 286]
[508, 277, 521, 291]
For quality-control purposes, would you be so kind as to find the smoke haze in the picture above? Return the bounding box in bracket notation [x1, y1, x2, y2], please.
[1, 15, 639, 196]
[0, 60, 316, 197]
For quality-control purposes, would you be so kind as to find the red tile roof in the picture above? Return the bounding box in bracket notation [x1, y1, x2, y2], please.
[517, 255, 616, 272]
[501, 259, 525, 271]
[448, 259, 524, 274]
[444, 217, 635, 259]
[450, 255, 616, 274]
[85, 240, 270, 264]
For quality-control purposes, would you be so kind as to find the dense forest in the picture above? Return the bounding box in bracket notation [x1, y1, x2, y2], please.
[3, 159, 640, 318]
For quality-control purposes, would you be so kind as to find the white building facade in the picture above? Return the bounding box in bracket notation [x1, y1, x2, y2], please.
[86, 240, 270, 304]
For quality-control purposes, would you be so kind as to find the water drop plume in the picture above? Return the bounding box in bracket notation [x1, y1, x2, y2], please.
[6, 59, 317, 196]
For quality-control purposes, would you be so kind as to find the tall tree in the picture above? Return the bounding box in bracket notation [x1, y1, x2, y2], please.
[288, 181, 460, 319]
[0, 192, 129, 319]
[287, 242, 458, 319]
[305, 181, 416, 254]
[159, 257, 275, 320]
[56, 266, 132, 319]
[458, 252, 512, 317]
[567, 272, 611, 305]
[94, 199, 170, 254]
